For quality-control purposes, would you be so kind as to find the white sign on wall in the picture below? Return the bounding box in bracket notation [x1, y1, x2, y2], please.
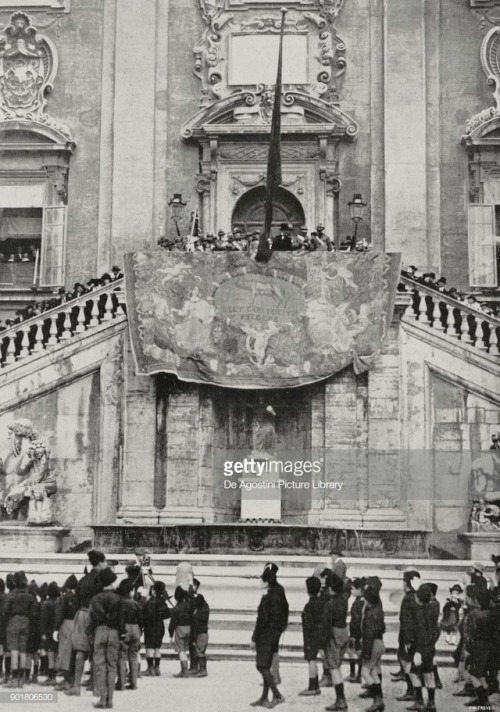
[229, 34, 309, 86]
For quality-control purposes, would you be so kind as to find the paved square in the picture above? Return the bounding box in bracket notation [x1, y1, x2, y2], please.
[4, 662, 500, 712]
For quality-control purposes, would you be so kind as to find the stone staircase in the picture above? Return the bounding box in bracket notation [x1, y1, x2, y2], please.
[400, 275, 500, 358]
[0, 279, 126, 374]
[0, 553, 493, 666]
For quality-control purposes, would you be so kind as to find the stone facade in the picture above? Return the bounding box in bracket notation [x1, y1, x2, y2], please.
[0, 1, 499, 554]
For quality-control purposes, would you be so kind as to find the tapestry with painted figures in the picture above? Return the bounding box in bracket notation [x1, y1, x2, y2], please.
[124, 251, 401, 389]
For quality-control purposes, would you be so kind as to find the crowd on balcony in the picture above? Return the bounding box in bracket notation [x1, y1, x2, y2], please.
[158, 223, 372, 253]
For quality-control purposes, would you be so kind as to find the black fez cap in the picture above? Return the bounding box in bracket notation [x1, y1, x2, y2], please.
[428, 582, 438, 596]
[14, 571, 28, 589]
[117, 579, 134, 597]
[365, 576, 382, 593]
[99, 568, 117, 588]
[364, 586, 380, 605]
[88, 549, 105, 567]
[153, 580, 166, 597]
[47, 581, 60, 599]
[306, 576, 321, 596]
[263, 562, 279, 575]
[63, 574, 78, 591]
[403, 569, 420, 584]
[416, 583, 431, 604]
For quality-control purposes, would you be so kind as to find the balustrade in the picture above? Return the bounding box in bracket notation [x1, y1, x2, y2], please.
[0, 280, 125, 369]
[400, 276, 500, 356]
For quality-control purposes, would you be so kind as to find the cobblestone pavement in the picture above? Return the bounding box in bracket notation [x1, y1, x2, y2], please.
[3, 662, 500, 712]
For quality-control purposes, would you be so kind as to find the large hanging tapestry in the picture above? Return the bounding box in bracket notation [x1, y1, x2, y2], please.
[124, 251, 401, 389]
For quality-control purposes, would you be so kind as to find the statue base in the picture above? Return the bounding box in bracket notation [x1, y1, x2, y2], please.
[459, 531, 500, 560]
[0, 524, 69, 553]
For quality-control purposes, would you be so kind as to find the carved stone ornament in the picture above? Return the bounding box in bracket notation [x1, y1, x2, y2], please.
[0, 12, 72, 141]
[193, 0, 347, 107]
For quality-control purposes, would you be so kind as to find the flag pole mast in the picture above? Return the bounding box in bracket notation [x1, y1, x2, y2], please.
[255, 7, 287, 263]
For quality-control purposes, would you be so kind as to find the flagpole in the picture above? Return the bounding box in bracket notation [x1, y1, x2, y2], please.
[255, 7, 287, 263]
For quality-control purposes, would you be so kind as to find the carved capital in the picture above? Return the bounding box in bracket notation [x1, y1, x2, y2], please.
[196, 173, 212, 196]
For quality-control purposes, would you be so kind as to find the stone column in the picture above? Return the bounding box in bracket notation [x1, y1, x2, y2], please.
[308, 383, 326, 525]
[117, 335, 158, 524]
[383, 0, 427, 266]
[95, 334, 123, 524]
[110, 0, 157, 255]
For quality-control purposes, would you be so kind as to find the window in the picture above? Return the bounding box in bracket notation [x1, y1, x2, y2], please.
[0, 182, 66, 288]
[468, 205, 498, 287]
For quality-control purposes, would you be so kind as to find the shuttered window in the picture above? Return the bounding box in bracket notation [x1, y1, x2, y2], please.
[468, 204, 498, 287]
[39, 206, 67, 287]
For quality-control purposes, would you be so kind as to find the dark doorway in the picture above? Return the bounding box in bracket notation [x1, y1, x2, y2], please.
[231, 186, 306, 234]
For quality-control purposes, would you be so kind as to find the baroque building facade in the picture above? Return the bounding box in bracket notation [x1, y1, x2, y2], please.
[0, 0, 499, 557]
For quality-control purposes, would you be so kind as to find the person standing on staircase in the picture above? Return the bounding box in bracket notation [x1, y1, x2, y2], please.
[359, 576, 385, 712]
[169, 586, 192, 679]
[143, 580, 170, 677]
[188, 578, 210, 678]
[116, 579, 142, 691]
[407, 584, 438, 712]
[299, 575, 323, 697]
[2, 571, 35, 689]
[393, 569, 420, 704]
[250, 565, 286, 708]
[88, 567, 122, 710]
[262, 563, 288, 687]
[65, 549, 106, 698]
[320, 570, 350, 712]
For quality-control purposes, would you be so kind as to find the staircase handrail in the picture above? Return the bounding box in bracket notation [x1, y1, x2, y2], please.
[0, 278, 126, 369]
[399, 275, 500, 326]
[0, 279, 125, 340]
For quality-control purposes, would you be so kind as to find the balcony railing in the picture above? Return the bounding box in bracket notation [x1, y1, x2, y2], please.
[400, 276, 500, 356]
[0, 279, 126, 369]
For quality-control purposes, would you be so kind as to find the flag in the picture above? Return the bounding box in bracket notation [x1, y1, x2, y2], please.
[255, 10, 286, 263]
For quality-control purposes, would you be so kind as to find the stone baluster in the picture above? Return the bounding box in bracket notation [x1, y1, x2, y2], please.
[4, 335, 17, 365]
[75, 304, 86, 333]
[115, 290, 126, 317]
[404, 294, 417, 319]
[89, 297, 100, 327]
[102, 293, 114, 321]
[418, 292, 430, 324]
[445, 303, 457, 337]
[60, 308, 72, 340]
[460, 311, 473, 344]
[432, 299, 444, 331]
[32, 321, 45, 353]
[47, 316, 59, 346]
[474, 317, 487, 351]
[490, 325, 500, 356]
[18, 326, 31, 360]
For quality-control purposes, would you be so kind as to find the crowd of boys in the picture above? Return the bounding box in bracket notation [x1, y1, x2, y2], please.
[252, 554, 500, 712]
[0, 551, 210, 709]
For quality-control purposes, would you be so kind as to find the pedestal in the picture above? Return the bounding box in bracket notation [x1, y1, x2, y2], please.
[239, 467, 281, 523]
[459, 532, 500, 560]
[0, 524, 69, 553]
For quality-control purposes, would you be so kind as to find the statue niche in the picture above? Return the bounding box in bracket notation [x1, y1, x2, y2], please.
[0, 419, 57, 525]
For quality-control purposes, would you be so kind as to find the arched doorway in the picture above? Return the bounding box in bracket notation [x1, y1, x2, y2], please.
[231, 186, 305, 234]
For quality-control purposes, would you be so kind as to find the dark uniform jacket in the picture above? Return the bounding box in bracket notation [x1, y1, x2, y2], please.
[76, 569, 103, 609]
[350, 597, 364, 642]
[40, 598, 58, 642]
[301, 596, 323, 660]
[360, 600, 385, 660]
[429, 598, 440, 643]
[143, 595, 170, 649]
[319, 592, 348, 650]
[252, 585, 287, 646]
[89, 590, 123, 633]
[55, 590, 78, 628]
[399, 589, 416, 647]
[3, 587, 35, 621]
[168, 599, 191, 638]
[412, 602, 436, 659]
[272, 234, 293, 251]
[191, 594, 210, 637]
[274, 582, 289, 633]
[120, 598, 143, 628]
